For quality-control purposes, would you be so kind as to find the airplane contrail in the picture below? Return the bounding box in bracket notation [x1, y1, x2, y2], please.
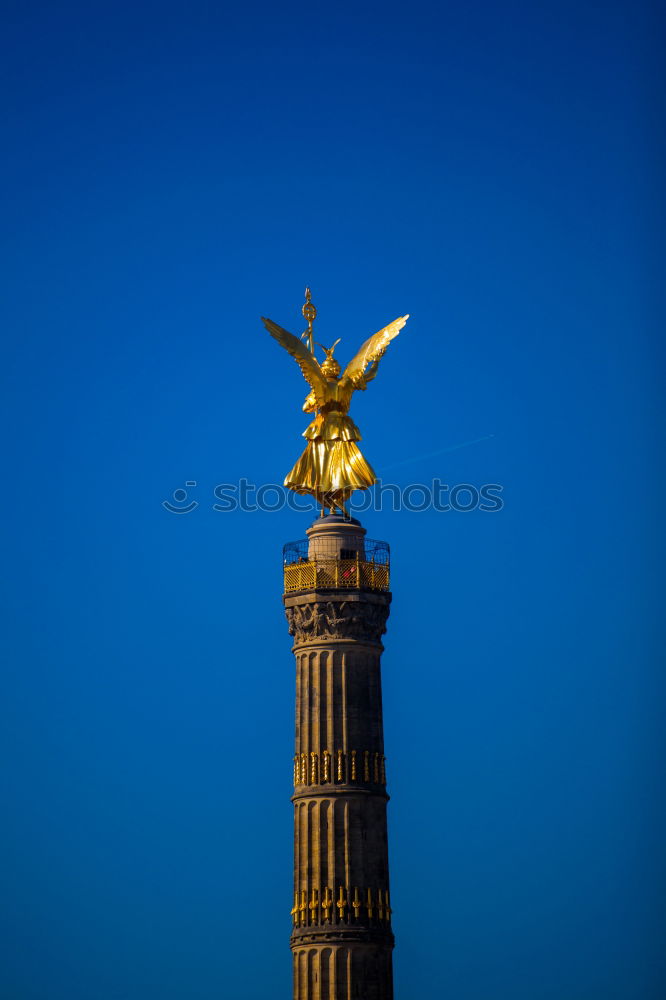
[381, 434, 495, 472]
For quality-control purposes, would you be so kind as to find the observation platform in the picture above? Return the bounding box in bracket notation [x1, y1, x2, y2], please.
[283, 516, 390, 594]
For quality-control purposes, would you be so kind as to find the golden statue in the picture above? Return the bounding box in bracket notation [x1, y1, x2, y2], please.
[262, 290, 409, 515]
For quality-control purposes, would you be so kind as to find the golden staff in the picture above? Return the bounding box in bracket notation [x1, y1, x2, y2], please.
[301, 287, 316, 354]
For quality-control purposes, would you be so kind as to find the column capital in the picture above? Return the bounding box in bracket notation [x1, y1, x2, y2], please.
[284, 591, 391, 646]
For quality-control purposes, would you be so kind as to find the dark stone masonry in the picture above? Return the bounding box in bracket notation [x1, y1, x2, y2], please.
[284, 515, 394, 1000]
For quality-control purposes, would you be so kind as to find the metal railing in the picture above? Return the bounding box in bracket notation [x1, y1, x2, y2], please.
[283, 536, 389, 593]
[283, 556, 390, 593]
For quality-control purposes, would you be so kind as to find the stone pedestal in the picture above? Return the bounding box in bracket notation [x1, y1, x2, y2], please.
[284, 516, 394, 1000]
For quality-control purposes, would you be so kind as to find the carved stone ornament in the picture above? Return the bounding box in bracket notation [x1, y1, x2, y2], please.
[285, 599, 390, 645]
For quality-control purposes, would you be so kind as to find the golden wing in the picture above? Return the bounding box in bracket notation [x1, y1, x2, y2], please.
[261, 316, 327, 407]
[341, 315, 409, 382]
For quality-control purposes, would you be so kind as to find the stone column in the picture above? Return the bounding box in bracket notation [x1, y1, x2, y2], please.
[284, 516, 394, 1000]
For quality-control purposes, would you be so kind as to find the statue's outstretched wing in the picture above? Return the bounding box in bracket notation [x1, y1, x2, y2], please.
[262, 316, 328, 407]
[341, 315, 409, 383]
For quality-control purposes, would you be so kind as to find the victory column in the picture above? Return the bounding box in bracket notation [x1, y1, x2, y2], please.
[263, 291, 408, 1000]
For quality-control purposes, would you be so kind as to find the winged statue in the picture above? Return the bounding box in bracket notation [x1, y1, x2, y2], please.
[262, 290, 409, 515]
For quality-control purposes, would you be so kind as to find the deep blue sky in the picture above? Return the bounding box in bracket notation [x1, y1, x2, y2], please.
[1, 2, 663, 998]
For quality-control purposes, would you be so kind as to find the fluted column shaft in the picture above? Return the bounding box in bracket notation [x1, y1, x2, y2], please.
[285, 585, 393, 1000]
